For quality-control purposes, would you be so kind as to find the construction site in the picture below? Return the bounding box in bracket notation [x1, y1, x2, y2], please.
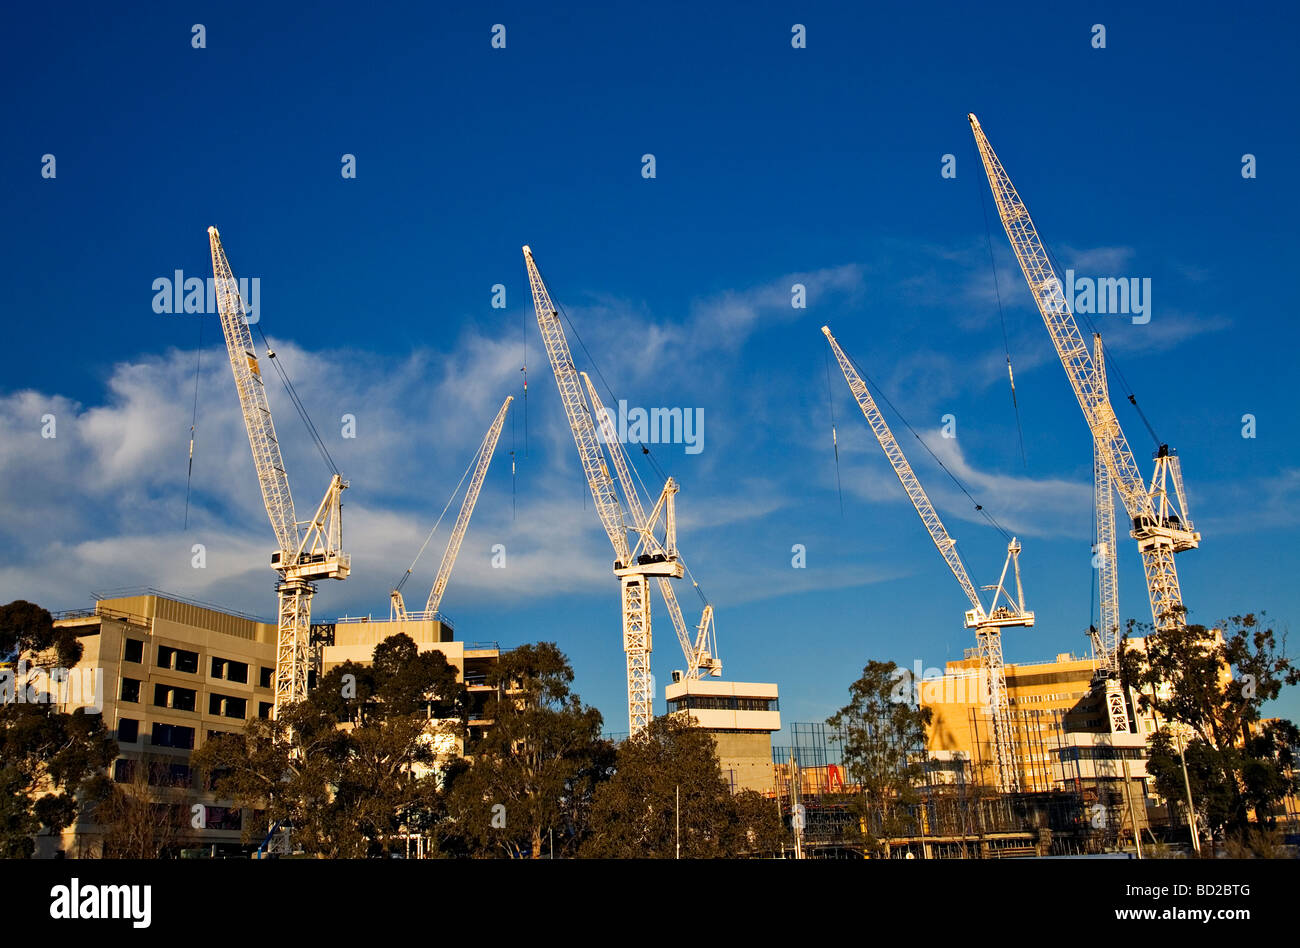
[14, 114, 1295, 861]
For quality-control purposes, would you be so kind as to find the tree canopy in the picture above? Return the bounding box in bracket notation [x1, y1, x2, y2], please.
[194, 633, 465, 857]
[1122, 611, 1300, 840]
[581, 713, 784, 858]
[0, 600, 116, 857]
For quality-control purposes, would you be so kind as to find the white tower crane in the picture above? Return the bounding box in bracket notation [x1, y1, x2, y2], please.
[581, 373, 720, 681]
[824, 326, 1031, 793]
[524, 245, 717, 736]
[969, 115, 1199, 649]
[208, 227, 350, 717]
[390, 395, 513, 622]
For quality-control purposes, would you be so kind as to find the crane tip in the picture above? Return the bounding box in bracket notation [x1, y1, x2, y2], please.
[820, 325, 831, 335]
[967, 113, 979, 125]
[521, 244, 532, 255]
[207, 225, 219, 237]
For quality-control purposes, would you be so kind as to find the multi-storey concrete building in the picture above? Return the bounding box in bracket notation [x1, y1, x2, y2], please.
[918, 651, 1150, 835]
[665, 678, 780, 793]
[41, 591, 510, 858]
[42, 592, 279, 857]
[321, 614, 507, 751]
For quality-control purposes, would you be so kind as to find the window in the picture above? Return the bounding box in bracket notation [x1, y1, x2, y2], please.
[259, 702, 273, 720]
[208, 693, 247, 719]
[157, 645, 199, 674]
[204, 805, 242, 831]
[120, 678, 141, 703]
[667, 696, 779, 713]
[148, 761, 192, 788]
[211, 657, 250, 683]
[117, 718, 139, 743]
[153, 684, 197, 712]
[123, 639, 144, 663]
[113, 759, 137, 783]
[259, 667, 274, 689]
[151, 722, 195, 750]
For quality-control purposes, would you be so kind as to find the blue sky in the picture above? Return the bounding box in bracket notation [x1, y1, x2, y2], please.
[2, 1, 1298, 734]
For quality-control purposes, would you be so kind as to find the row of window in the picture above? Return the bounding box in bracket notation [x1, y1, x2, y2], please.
[119, 678, 275, 719]
[121, 638, 273, 687]
[113, 758, 192, 787]
[668, 696, 779, 712]
[116, 705, 272, 748]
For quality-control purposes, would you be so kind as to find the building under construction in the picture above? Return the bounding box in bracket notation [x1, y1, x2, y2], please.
[772, 719, 1138, 858]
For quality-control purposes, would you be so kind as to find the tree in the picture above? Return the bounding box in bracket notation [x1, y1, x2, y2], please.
[444, 643, 609, 858]
[827, 660, 932, 849]
[0, 600, 83, 668]
[193, 633, 465, 857]
[1122, 610, 1300, 838]
[728, 788, 787, 856]
[0, 703, 117, 857]
[581, 714, 785, 858]
[0, 601, 116, 858]
[95, 755, 191, 858]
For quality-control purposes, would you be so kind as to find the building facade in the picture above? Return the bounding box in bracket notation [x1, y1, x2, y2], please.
[44, 592, 279, 857]
[41, 593, 511, 858]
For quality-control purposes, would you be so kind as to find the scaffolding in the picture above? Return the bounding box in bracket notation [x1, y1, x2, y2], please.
[771, 720, 1103, 857]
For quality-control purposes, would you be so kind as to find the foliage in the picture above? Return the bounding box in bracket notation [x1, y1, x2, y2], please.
[827, 660, 932, 847]
[443, 642, 609, 858]
[0, 600, 83, 668]
[1122, 611, 1299, 835]
[95, 755, 190, 858]
[193, 633, 464, 857]
[0, 602, 117, 857]
[581, 714, 785, 858]
[0, 703, 117, 857]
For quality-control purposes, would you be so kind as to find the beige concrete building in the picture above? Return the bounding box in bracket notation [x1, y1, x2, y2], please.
[322, 615, 507, 750]
[40, 593, 513, 858]
[665, 678, 780, 793]
[919, 650, 1148, 834]
[44, 592, 280, 857]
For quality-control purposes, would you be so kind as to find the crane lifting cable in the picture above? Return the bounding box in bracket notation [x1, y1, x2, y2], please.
[841, 344, 1014, 542]
[249, 319, 340, 477]
[183, 314, 205, 529]
[534, 258, 671, 488]
[522, 305, 530, 458]
[824, 347, 845, 515]
[1036, 240, 1163, 451]
[976, 158, 1029, 467]
[393, 443, 480, 595]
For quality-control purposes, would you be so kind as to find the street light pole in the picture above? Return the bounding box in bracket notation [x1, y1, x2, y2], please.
[675, 784, 680, 860]
[1120, 752, 1142, 860]
[1174, 729, 1201, 856]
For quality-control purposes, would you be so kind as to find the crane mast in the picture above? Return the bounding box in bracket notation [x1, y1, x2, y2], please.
[968, 115, 1199, 642]
[1090, 336, 1133, 733]
[1093, 335, 1120, 674]
[390, 396, 513, 622]
[208, 227, 349, 717]
[523, 246, 683, 736]
[823, 326, 1029, 792]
